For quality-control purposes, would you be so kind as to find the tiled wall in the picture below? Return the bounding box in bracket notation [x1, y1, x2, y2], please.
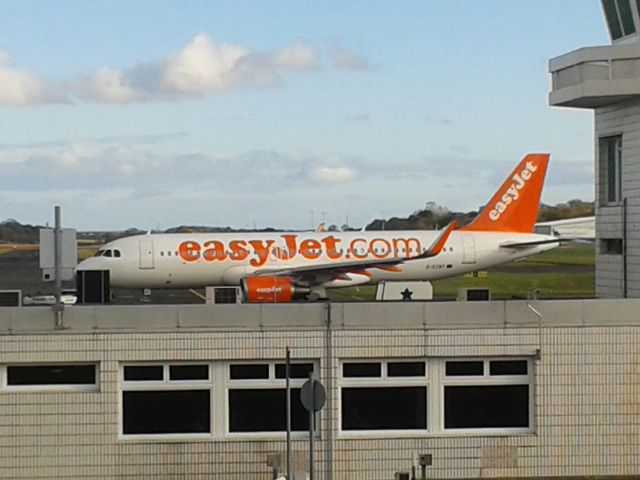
[0, 306, 639, 479]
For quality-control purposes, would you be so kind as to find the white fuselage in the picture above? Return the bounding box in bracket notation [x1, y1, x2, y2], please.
[76, 230, 559, 289]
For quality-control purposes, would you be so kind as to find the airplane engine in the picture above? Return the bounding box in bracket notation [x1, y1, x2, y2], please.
[241, 277, 309, 303]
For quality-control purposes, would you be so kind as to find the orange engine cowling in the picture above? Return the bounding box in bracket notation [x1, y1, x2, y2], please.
[241, 276, 308, 303]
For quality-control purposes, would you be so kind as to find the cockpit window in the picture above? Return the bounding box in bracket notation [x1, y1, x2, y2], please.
[93, 248, 121, 258]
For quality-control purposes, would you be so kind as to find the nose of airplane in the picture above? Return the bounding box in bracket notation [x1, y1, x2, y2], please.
[75, 256, 102, 272]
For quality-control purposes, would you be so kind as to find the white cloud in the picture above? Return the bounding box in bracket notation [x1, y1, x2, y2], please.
[160, 33, 249, 94]
[310, 166, 355, 184]
[50, 143, 103, 169]
[104, 34, 318, 100]
[0, 34, 368, 107]
[0, 137, 595, 230]
[91, 68, 140, 103]
[159, 36, 318, 95]
[0, 138, 361, 197]
[0, 51, 65, 106]
[271, 42, 318, 70]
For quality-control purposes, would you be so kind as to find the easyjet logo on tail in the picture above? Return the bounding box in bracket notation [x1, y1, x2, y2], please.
[489, 161, 538, 221]
[461, 153, 550, 233]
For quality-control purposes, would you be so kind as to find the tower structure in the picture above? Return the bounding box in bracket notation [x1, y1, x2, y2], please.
[550, 0, 640, 297]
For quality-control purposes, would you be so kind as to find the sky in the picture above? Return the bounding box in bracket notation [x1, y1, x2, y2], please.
[0, 1, 609, 231]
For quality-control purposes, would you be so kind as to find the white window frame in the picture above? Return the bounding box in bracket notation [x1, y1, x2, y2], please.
[600, 135, 623, 205]
[119, 360, 318, 440]
[224, 360, 317, 438]
[119, 362, 214, 440]
[439, 358, 534, 435]
[338, 359, 429, 437]
[1, 363, 99, 392]
[337, 357, 534, 437]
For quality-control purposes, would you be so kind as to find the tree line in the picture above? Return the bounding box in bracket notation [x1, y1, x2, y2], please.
[0, 200, 594, 243]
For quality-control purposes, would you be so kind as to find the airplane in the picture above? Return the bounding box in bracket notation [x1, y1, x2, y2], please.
[76, 153, 560, 302]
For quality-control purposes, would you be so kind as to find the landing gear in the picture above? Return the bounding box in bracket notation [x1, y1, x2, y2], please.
[306, 287, 328, 302]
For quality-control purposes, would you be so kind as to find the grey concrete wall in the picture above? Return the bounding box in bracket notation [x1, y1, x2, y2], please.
[596, 99, 640, 298]
[0, 301, 640, 479]
[4, 299, 640, 334]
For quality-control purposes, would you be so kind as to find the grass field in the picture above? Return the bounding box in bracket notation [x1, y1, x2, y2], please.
[0, 242, 100, 260]
[432, 272, 594, 299]
[513, 243, 595, 266]
[328, 244, 595, 301]
[434, 244, 595, 300]
[78, 245, 100, 261]
[0, 244, 38, 256]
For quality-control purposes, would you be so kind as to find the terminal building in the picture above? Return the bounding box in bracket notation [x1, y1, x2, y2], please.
[3, 2, 640, 480]
[1, 301, 640, 479]
[550, 0, 640, 298]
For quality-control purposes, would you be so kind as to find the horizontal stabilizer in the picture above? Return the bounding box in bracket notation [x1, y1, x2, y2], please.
[500, 238, 562, 249]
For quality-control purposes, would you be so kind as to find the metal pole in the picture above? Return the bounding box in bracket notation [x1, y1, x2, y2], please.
[309, 370, 314, 480]
[286, 347, 292, 480]
[53, 206, 64, 328]
[324, 302, 333, 480]
[623, 197, 628, 298]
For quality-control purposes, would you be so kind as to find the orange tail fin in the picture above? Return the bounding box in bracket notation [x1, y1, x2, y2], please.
[461, 153, 550, 233]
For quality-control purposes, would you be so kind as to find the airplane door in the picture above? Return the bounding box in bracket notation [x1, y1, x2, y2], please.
[139, 240, 155, 270]
[461, 235, 476, 264]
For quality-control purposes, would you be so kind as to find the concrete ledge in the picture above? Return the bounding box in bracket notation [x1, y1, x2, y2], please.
[2, 299, 640, 334]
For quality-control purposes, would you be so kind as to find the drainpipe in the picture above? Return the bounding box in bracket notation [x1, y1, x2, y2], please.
[623, 197, 628, 298]
[324, 302, 333, 480]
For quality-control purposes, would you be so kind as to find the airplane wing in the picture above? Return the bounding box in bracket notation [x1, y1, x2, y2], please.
[253, 220, 457, 279]
[254, 256, 407, 278]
